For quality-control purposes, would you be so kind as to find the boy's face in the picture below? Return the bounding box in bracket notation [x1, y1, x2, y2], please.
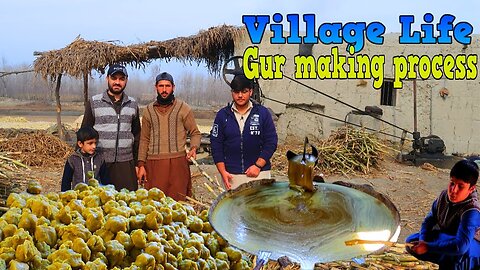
[77, 138, 97, 155]
[231, 87, 253, 107]
[448, 176, 475, 203]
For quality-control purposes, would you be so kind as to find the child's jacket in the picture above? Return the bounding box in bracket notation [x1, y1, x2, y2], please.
[419, 189, 480, 268]
[61, 149, 109, 191]
[432, 190, 480, 239]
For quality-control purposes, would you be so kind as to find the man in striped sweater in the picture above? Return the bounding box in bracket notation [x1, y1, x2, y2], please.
[136, 72, 201, 201]
[81, 64, 141, 191]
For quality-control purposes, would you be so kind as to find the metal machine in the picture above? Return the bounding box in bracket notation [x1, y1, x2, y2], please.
[400, 133, 459, 168]
[398, 81, 459, 168]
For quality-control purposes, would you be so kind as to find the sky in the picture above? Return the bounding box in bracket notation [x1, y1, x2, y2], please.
[0, 0, 479, 78]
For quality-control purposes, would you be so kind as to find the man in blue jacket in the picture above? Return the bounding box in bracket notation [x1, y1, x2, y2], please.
[210, 74, 278, 190]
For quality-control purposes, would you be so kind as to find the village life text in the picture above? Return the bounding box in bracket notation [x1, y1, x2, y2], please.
[241, 13, 478, 89]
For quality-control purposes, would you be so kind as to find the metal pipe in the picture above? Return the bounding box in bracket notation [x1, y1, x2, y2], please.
[430, 86, 433, 135]
[413, 80, 417, 133]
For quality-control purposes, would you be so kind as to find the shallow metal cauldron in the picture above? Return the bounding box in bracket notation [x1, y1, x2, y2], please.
[208, 179, 400, 268]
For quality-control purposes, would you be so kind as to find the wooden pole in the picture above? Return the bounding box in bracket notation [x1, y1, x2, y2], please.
[0, 70, 34, 78]
[83, 72, 89, 108]
[55, 74, 64, 140]
[413, 79, 417, 133]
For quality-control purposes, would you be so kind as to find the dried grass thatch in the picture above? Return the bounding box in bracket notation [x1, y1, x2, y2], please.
[34, 25, 244, 80]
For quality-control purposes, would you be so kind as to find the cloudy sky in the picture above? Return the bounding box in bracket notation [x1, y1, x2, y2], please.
[0, 0, 478, 71]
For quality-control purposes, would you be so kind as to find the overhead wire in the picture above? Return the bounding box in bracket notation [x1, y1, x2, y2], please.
[261, 94, 412, 141]
[281, 74, 412, 135]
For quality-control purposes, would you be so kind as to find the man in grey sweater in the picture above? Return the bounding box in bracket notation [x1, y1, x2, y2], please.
[81, 64, 141, 191]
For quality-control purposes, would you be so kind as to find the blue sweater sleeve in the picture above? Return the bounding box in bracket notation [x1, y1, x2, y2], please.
[428, 209, 480, 255]
[210, 110, 225, 164]
[61, 161, 74, 191]
[259, 108, 278, 162]
[419, 199, 438, 241]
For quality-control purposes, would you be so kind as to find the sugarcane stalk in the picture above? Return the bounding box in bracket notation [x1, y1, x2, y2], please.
[184, 196, 210, 207]
[0, 151, 22, 155]
[186, 147, 224, 191]
[203, 182, 218, 197]
[213, 176, 224, 192]
[369, 262, 386, 269]
[345, 239, 414, 248]
[0, 155, 29, 169]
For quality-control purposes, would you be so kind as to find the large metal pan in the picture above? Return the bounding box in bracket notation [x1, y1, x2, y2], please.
[209, 179, 400, 269]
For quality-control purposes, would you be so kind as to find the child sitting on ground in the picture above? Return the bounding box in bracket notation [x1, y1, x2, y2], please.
[61, 126, 109, 191]
[406, 159, 480, 269]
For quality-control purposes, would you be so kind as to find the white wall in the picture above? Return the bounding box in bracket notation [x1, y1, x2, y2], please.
[235, 33, 480, 154]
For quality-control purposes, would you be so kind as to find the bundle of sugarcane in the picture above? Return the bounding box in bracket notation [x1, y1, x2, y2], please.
[0, 153, 29, 178]
[0, 153, 28, 206]
[261, 244, 438, 269]
[185, 147, 225, 209]
[316, 127, 393, 175]
[272, 127, 394, 177]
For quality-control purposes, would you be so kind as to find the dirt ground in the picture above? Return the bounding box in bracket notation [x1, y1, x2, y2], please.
[0, 98, 462, 243]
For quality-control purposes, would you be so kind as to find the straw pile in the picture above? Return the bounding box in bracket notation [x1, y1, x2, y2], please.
[34, 25, 244, 80]
[0, 131, 73, 167]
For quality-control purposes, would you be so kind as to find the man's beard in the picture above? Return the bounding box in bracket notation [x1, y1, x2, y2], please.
[157, 92, 175, 105]
[108, 84, 125, 95]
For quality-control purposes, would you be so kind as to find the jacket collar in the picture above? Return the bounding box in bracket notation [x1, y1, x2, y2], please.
[73, 148, 97, 158]
[227, 99, 259, 115]
[445, 189, 478, 207]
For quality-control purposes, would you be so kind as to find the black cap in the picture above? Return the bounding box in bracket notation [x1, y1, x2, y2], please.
[107, 64, 128, 77]
[155, 72, 174, 85]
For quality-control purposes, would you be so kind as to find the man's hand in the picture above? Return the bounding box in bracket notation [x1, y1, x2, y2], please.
[411, 241, 428, 255]
[186, 147, 197, 160]
[137, 166, 147, 186]
[245, 164, 261, 178]
[221, 172, 234, 190]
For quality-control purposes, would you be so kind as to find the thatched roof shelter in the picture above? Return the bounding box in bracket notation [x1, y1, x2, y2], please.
[33, 25, 244, 81]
